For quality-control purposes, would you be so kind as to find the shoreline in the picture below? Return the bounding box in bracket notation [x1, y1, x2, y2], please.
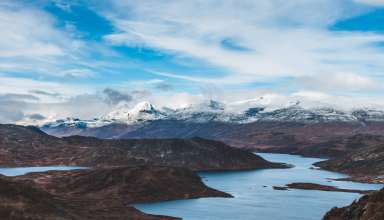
[257, 151, 384, 185]
[273, 182, 375, 194]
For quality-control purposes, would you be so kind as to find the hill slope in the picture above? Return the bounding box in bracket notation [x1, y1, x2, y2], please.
[0, 124, 285, 170]
[323, 189, 384, 220]
[315, 134, 384, 183]
[1, 166, 230, 220]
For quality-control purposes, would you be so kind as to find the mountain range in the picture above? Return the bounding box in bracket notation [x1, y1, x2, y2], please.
[31, 100, 384, 147]
[31, 100, 384, 185]
[34, 99, 384, 130]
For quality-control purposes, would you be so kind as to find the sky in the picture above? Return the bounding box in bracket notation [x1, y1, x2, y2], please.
[1, 0, 384, 123]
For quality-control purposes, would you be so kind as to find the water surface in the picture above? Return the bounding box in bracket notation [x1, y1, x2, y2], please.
[136, 153, 383, 220]
[0, 166, 86, 176]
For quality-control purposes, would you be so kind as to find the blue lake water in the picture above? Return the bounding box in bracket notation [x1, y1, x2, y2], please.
[0, 166, 86, 176]
[135, 153, 383, 220]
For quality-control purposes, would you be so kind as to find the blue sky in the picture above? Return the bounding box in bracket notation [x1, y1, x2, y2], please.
[1, 0, 384, 122]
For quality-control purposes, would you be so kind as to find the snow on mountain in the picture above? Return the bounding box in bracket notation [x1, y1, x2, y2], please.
[41, 117, 113, 129]
[39, 102, 165, 129]
[351, 109, 384, 121]
[103, 101, 165, 123]
[167, 100, 234, 123]
[256, 106, 357, 122]
[32, 99, 384, 129]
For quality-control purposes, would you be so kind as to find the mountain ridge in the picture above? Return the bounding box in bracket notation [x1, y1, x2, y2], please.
[37, 100, 384, 132]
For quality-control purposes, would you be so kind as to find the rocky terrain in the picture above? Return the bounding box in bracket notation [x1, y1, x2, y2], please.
[314, 135, 384, 183]
[323, 188, 384, 220]
[0, 123, 292, 219]
[0, 124, 286, 170]
[269, 133, 384, 184]
[0, 166, 230, 220]
[0, 175, 82, 220]
[14, 166, 231, 203]
[42, 118, 384, 157]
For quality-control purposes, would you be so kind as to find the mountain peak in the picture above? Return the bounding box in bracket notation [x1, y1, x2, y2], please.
[207, 100, 225, 111]
[130, 101, 156, 114]
[103, 101, 164, 123]
[29, 99, 384, 129]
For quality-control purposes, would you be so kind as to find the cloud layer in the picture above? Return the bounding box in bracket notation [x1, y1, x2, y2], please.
[102, 0, 384, 87]
[1, 0, 384, 123]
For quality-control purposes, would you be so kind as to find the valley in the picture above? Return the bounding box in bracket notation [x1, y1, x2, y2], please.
[0, 124, 287, 220]
[3, 102, 384, 220]
[135, 153, 383, 220]
[39, 103, 384, 184]
[3, 1, 384, 219]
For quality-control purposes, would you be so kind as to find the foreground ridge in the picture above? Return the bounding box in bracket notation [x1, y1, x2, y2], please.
[323, 189, 384, 220]
[0, 166, 231, 220]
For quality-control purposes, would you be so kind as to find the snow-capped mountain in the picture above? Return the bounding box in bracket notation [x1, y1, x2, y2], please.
[40, 101, 166, 130]
[167, 100, 238, 123]
[42, 117, 113, 129]
[256, 106, 357, 122]
[103, 101, 166, 123]
[35, 99, 384, 130]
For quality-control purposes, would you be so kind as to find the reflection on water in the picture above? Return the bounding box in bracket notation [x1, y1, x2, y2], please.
[135, 153, 383, 220]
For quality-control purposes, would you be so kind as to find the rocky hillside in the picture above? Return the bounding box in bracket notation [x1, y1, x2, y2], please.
[15, 166, 231, 204]
[323, 188, 384, 220]
[0, 175, 80, 220]
[1, 166, 230, 220]
[0, 124, 285, 170]
[314, 135, 384, 183]
[41, 117, 384, 154]
[261, 133, 384, 158]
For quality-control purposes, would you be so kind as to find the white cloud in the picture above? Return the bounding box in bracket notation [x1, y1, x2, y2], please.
[223, 90, 384, 112]
[60, 69, 95, 78]
[0, 76, 93, 102]
[292, 91, 332, 101]
[29, 94, 111, 120]
[354, 0, 384, 6]
[2, 0, 384, 123]
[149, 92, 205, 109]
[0, 4, 64, 58]
[332, 72, 378, 89]
[52, 0, 73, 12]
[290, 90, 384, 110]
[0, 1, 100, 78]
[100, 0, 384, 86]
[297, 72, 381, 93]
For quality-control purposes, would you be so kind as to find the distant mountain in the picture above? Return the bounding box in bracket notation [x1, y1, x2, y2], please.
[39, 100, 384, 130]
[103, 101, 166, 123]
[37, 99, 384, 141]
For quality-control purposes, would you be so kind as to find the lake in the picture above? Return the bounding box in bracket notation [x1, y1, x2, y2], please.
[0, 166, 86, 176]
[135, 153, 383, 220]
